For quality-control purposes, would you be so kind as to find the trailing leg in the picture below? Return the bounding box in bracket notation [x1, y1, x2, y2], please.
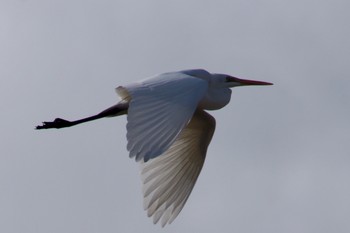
[35, 101, 129, 130]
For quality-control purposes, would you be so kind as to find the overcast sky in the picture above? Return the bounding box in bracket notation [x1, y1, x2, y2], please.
[1, 0, 350, 232]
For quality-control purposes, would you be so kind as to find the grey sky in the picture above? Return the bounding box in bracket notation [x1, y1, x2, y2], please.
[1, 0, 350, 232]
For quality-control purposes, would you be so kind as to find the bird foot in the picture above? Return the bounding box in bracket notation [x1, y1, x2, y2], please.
[36, 118, 73, 130]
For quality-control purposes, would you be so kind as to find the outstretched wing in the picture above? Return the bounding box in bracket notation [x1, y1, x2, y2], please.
[140, 110, 216, 226]
[116, 72, 208, 161]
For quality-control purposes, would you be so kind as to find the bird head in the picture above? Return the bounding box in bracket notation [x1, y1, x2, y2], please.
[181, 69, 273, 88]
[210, 73, 273, 88]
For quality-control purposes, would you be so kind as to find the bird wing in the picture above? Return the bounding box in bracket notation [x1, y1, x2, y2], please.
[116, 72, 208, 161]
[140, 109, 216, 226]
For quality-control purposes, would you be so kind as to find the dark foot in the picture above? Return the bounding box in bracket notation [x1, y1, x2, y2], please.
[36, 118, 73, 130]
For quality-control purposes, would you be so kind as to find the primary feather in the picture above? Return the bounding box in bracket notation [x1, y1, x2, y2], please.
[140, 110, 216, 226]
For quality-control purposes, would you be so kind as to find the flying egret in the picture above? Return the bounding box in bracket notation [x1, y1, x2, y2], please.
[36, 69, 272, 226]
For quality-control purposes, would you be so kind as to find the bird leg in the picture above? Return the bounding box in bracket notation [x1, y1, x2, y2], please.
[36, 118, 75, 129]
[35, 101, 129, 130]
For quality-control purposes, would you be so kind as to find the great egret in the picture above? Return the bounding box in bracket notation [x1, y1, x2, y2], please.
[36, 69, 272, 226]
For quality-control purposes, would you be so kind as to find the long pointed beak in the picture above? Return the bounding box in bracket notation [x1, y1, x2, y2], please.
[227, 76, 273, 86]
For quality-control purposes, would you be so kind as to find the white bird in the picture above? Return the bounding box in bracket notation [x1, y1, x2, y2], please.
[36, 69, 272, 226]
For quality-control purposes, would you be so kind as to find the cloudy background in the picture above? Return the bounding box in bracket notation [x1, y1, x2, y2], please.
[1, 0, 349, 232]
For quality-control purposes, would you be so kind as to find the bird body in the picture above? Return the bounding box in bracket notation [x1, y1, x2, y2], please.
[36, 69, 272, 226]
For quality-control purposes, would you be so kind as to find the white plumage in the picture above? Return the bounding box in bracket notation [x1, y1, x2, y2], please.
[117, 71, 208, 162]
[36, 69, 272, 226]
[140, 110, 215, 226]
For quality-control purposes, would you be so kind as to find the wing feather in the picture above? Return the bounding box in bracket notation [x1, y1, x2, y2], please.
[117, 72, 208, 161]
[140, 110, 216, 226]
